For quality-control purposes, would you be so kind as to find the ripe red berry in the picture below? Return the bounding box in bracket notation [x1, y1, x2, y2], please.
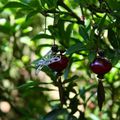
[48, 55, 69, 73]
[90, 57, 112, 75]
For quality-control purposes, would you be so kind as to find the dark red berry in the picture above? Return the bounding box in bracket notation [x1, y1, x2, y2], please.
[90, 57, 112, 75]
[48, 55, 69, 73]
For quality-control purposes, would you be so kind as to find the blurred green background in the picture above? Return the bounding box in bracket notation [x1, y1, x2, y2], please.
[0, 0, 120, 120]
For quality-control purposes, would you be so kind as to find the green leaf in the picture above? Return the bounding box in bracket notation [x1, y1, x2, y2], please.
[98, 14, 107, 31]
[63, 75, 79, 84]
[64, 57, 72, 79]
[65, 23, 73, 43]
[79, 84, 96, 101]
[26, 10, 39, 21]
[79, 26, 89, 41]
[85, 84, 96, 92]
[108, 28, 119, 49]
[88, 50, 96, 63]
[42, 66, 57, 81]
[18, 80, 39, 89]
[86, 91, 96, 103]
[108, 0, 120, 11]
[32, 33, 54, 40]
[2, 1, 33, 10]
[48, 25, 59, 39]
[46, 0, 58, 9]
[79, 87, 86, 101]
[66, 42, 86, 55]
[19, 85, 54, 92]
[58, 20, 65, 40]
[34, 87, 55, 91]
[40, 0, 58, 9]
[111, 11, 120, 19]
[0, 25, 11, 34]
[43, 108, 67, 120]
[18, 80, 52, 90]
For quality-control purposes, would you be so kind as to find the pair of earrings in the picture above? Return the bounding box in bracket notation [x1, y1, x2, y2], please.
[33, 14, 112, 111]
[34, 49, 112, 111]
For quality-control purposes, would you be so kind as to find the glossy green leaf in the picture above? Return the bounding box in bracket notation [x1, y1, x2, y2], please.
[65, 23, 73, 44]
[66, 42, 86, 55]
